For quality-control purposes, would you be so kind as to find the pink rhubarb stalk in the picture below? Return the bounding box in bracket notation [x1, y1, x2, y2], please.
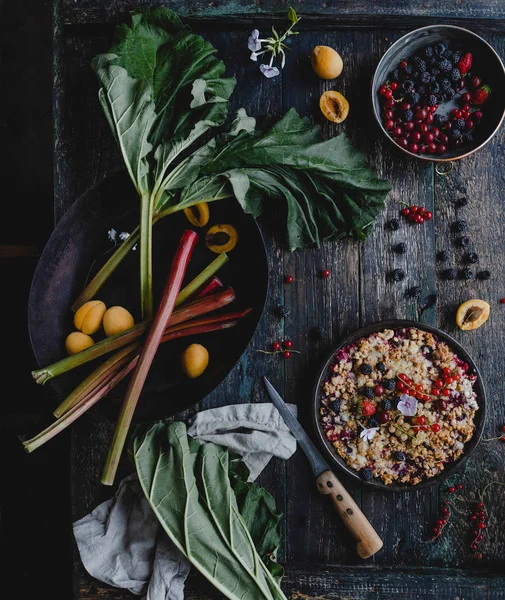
[101, 230, 198, 486]
[196, 276, 224, 298]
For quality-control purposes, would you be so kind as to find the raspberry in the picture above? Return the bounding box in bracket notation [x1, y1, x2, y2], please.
[362, 400, 377, 416]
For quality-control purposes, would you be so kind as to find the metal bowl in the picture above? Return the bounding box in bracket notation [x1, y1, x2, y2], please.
[312, 320, 486, 492]
[371, 25, 505, 163]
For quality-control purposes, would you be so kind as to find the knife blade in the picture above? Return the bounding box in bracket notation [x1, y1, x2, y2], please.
[263, 377, 330, 477]
[263, 376, 383, 559]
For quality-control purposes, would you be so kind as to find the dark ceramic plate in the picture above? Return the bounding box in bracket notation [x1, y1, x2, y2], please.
[312, 320, 486, 491]
[28, 171, 268, 421]
[372, 25, 505, 162]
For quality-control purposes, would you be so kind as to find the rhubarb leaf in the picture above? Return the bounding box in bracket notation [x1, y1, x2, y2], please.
[134, 421, 287, 600]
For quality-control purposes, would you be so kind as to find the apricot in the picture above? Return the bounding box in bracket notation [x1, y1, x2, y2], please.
[205, 224, 238, 254]
[74, 300, 107, 334]
[103, 306, 135, 337]
[184, 203, 210, 227]
[181, 343, 209, 378]
[456, 299, 490, 330]
[65, 331, 95, 355]
[311, 46, 343, 79]
[319, 91, 349, 123]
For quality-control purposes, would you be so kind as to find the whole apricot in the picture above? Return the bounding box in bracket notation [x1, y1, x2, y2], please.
[319, 91, 349, 123]
[74, 300, 107, 334]
[65, 331, 95, 355]
[311, 46, 343, 79]
[103, 306, 135, 337]
[181, 344, 209, 379]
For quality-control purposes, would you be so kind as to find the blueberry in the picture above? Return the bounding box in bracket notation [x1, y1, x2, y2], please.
[478, 270, 491, 280]
[461, 267, 473, 280]
[383, 378, 396, 391]
[361, 467, 373, 481]
[413, 70, 421, 81]
[390, 269, 405, 283]
[453, 52, 461, 64]
[462, 132, 474, 144]
[435, 42, 448, 55]
[360, 363, 373, 375]
[457, 236, 471, 248]
[276, 305, 290, 317]
[404, 64, 413, 75]
[389, 218, 401, 230]
[395, 451, 406, 461]
[442, 49, 454, 61]
[440, 78, 452, 91]
[443, 268, 458, 280]
[457, 197, 468, 207]
[431, 67, 441, 77]
[430, 81, 440, 94]
[394, 242, 407, 254]
[452, 220, 467, 233]
[425, 46, 434, 58]
[417, 85, 426, 96]
[451, 128, 462, 139]
[376, 362, 386, 372]
[437, 250, 450, 261]
[464, 252, 479, 264]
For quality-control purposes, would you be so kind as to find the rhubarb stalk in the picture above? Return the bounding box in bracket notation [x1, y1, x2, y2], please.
[196, 276, 223, 299]
[175, 253, 228, 306]
[101, 229, 198, 486]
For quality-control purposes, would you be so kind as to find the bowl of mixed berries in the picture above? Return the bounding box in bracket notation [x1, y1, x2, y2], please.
[372, 25, 505, 162]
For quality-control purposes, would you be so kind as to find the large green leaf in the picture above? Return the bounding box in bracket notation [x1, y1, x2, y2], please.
[134, 422, 287, 600]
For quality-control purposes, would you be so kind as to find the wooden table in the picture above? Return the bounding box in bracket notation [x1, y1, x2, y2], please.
[53, 1, 505, 598]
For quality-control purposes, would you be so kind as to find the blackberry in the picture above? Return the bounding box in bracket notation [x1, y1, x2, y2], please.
[414, 56, 427, 71]
[368, 418, 380, 428]
[451, 68, 461, 82]
[392, 69, 400, 81]
[434, 113, 448, 126]
[383, 378, 396, 391]
[451, 128, 462, 139]
[453, 52, 461, 64]
[464, 252, 479, 264]
[389, 218, 401, 230]
[443, 268, 458, 280]
[453, 220, 467, 233]
[440, 78, 452, 91]
[313, 326, 327, 339]
[428, 94, 438, 107]
[457, 196, 468, 207]
[455, 118, 466, 130]
[360, 363, 373, 375]
[361, 467, 373, 481]
[461, 267, 473, 280]
[457, 236, 471, 248]
[330, 399, 341, 413]
[442, 49, 454, 61]
[462, 132, 474, 144]
[439, 59, 453, 73]
[361, 387, 375, 399]
[394, 451, 406, 461]
[383, 399, 392, 411]
[478, 270, 491, 280]
[376, 362, 386, 373]
[404, 109, 414, 122]
[406, 286, 422, 298]
[275, 305, 290, 317]
[437, 250, 450, 261]
[404, 64, 413, 75]
[390, 268, 405, 283]
[421, 71, 431, 83]
[445, 87, 456, 99]
[394, 242, 407, 254]
[402, 79, 415, 93]
[407, 92, 420, 104]
[425, 46, 434, 58]
[430, 81, 440, 94]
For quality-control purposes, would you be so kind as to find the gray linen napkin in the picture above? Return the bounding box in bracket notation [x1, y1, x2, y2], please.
[74, 402, 297, 600]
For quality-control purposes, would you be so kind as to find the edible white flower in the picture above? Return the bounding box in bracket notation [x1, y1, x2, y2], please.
[250, 51, 259, 62]
[260, 64, 280, 78]
[107, 228, 117, 243]
[248, 29, 261, 52]
[397, 394, 418, 417]
[360, 427, 379, 441]
[119, 231, 130, 241]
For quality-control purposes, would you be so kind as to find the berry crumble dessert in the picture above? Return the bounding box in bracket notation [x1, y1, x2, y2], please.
[319, 327, 479, 485]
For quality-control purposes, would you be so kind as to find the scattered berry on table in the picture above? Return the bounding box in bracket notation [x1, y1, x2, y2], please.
[464, 252, 479, 264]
[500, 299, 505, 304]
[283, 350, 291, 359]
[276, 305, 290, 318]
[443, 268, 458, 280]
[321, 269, 331, 278]
[406, 286, 422, 298]
[361, 467, 373, 481]
[394, 242, 407, 254]
[390, 268, 405, 283]
[389, 218, 401, 230]
[284, 339, 293, 349]
[478, 270, 491, 280]
[461, 267, 473, 280]
[457, 236, 471, 248]
[313, 326, 327, 339]
[437, 250, 450, 261]
[285, 275, 294, 284]
[273, 342, 281, 352]
[360, 363, 373, 375]
[452, 220, 467, 233]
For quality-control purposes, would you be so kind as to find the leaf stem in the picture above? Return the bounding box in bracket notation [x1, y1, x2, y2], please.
[140, 193, 155, 319]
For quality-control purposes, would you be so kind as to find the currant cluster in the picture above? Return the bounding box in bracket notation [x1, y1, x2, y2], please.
[430, 483, 464, 540]
[468, 500, 487, 559]
[400, 204, 433, 224]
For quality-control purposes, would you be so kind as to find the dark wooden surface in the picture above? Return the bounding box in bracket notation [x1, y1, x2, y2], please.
[10, 0, 505, 598]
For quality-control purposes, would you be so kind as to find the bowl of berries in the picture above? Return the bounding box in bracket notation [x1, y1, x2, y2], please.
[372, 25, 505, 164]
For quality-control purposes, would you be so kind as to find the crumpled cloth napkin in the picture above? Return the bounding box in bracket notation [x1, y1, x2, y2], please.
[74, 402, 297, 600]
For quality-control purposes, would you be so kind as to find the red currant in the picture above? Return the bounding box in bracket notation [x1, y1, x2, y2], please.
[439, 400, 448, 410]
[451, 109, 462, 119]
[423, 132, 434, 144]
[416, 109, 427, 120]
[374, 385, 384, 396]
[449, 486, 455, 493]
[423, 211, 433, 221]
[477, 553, 483, 560]
[284, 339, 293, 349]
[273, 342, 281, 352]
[283, 350, 291, 359]
[411, 206, 418, 213]
[474, 110, 483, 120]
[411, 131, 421, 143]
[419, 123, 429, 133]
[405, 121, 415, 131]
[399, 60, 408, 69]
[435, 379, 444, 389]
[321, 269, 330, 278]
[442, 388, 451, 397]
[397, 381, 406, 392]
[427, 143, 437, 154]
[457, 484, 463, 490]
[436, 144, 447, 155]
[384, 119, 394, 131]
[425, 114, 434, 124]
[384, 89, 393, 99]
[409, 143, 419, 153]
[431, 423, 441, 432]
[466, 120, 475, 129]
[401, 207, 410, 216]
[379, 84, 387, 95]
[390, 82, 399, 90]
[431, 388, 440, 397]
[461, 92, 471, 103]
[285, 275, 294, 284]
[477, 502, 484, 509]
[478, 522, 486, 530]
[393, 126, 403, 138]
[431, 127, 441, 139]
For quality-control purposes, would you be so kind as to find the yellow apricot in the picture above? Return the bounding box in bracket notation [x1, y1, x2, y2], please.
[103, 306, 135, 337]
[65, 331, 95, 355]
[74, 300, 107, 334]
[311, 46, 343, 79]
[181, 344, 209, 378]
[319, 91, 350, 124]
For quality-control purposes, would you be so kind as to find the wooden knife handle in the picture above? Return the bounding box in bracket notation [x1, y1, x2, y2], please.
[317, 469, 383, 559]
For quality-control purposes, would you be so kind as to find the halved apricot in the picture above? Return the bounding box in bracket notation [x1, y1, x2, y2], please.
[205, 224, 238, 254]
[456, 299, 490, 330]
[184, 203, 210, 227]
[319, 90, 349, 124]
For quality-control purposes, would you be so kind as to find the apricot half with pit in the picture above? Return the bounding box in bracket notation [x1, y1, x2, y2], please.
[311, 46, 343, 79]
[184, 203, 210, 227]
[456, 299, 490, 330]
[206, 224, 238, 254]
[319, 91, 349, 124]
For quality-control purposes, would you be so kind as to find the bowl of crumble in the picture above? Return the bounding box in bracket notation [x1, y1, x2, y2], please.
[313, 320, 486, 491]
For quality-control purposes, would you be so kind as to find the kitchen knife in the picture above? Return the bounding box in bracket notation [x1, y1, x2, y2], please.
[263, 377, 383, 559]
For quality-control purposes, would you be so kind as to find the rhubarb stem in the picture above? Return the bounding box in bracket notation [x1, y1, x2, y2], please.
[101, 230, 198, 486]
[175, 253, 228, 307]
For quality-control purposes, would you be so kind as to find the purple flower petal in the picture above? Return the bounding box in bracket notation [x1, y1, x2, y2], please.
[360, 427, 379, 441]
[260, 64, 280, 78]
[397, 394, 418, 417]
[248, 29, 261, 52]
